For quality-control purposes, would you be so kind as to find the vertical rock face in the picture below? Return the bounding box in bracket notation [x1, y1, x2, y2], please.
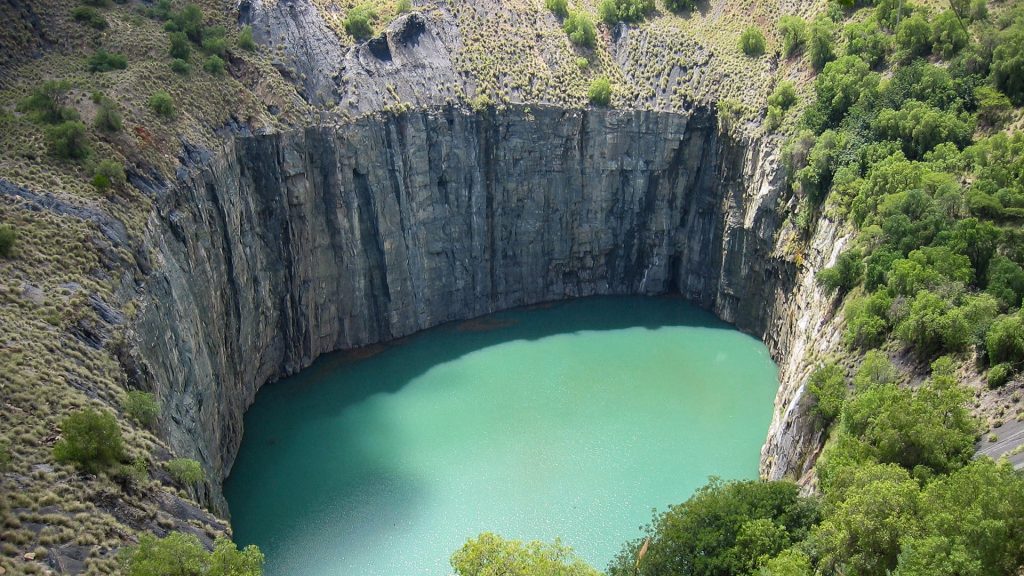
[133, 105, 830, 512]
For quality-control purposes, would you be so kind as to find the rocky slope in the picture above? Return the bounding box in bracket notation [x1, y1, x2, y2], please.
[125, 103, 840, 513]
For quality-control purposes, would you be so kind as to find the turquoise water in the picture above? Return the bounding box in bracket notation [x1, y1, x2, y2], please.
[224, 297, 779, 575]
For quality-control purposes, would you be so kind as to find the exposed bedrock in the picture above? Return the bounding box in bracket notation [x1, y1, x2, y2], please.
[130, 105, 838, 513]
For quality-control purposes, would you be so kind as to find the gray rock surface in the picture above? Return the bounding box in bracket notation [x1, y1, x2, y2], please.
[129, 105, 839, 512]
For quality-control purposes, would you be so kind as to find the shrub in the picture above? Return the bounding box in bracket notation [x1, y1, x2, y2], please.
[93, 97, 122, 132]
[171, 4, 205, 42]
[148, 91, 176, 118]
[17, 80, 73, 124]
[122, 391, 159, 427]
[238, 25, 256, 50]
[169, 31, 191, 60]
[452, 533, 600, 576]
[987, 313, 1024, 366]
[599, 0, 654, 23]
[575, 57, 589, 69]
[778, 16, 807, 58]
[818, 250, 863, 295]
[664, 0, 695, 12]
[768, 80, 797, 111]
[72, 6, 108, 29]
[588, 76, 612, 106]
[931, 10, 968, 58]
[170, 58, 190, 75]
[165, 458, 204, 486]
[344, 4, 376, 40]
[0, 225, 16, 258]
[895, 13, 932, 59]
[992, 27, 1024, 105]
[87, 50, 128, 72]
[92, 159, 126, 192]
[844, 19, 889, 68]
[46, 121, 90, 160]
[988, 363, 1013, 389]
[53, 409, 124, 473]
[986, 256, 1024, 309]
[812, 55, 877, 128]
[974, 86, 1012, 128]
[808, 363, 846, 423]
[396, 0, 412, 13]
[739, 27, 766, 56]
[599, 0, 617, 23]
[807, 16, 836, 71]
[563, 12, 596, 47]
[120, 533, 263, 576]
[545, 0, 568, 17]
[203, 55, 225, 75]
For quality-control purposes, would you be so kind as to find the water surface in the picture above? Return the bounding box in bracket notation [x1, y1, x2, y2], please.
[224, 297, 778, 575]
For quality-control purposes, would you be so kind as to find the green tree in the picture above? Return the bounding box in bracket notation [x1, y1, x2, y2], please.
[92, 159, 126, 192]
[873, 101, 971, 159]
[843, 292, 892, 350]
[760, 549, 812, 575]
[171, 4, 205, 43]
[204, 55, 225, 75]
[986, 313, 1024, 366]
[894, 290, 970, 358]
[149, 91, 176, 118]
[563, 12, 596, 47]
[853, 349, 899, 390]
[72, 6, 108, 29]
[895, 13, 932, 59]
[599, 0, 654, 23]
[778, 16, 807, 58]
[344, 4, 376, 40]
[844, 19, 889, 68]
[53, 408, 124, 473]
[974, 86, 1012, 128]
[986, 255, 1024, 308]
[17, 80, 73, 124]
[239, 25, 256, 50]
[992, 26, 1024, 104]
[165, 458, 205, 486]
[87, 50, 128, 72]
[545, 0, 568, 17]
[664, 0, 695, 12]
[588, 76, 612, 106]
[807, 16, 836, 71]
[121, 532, 263, 576]
[93, 97, 122, 132]
[987, 363, 1013, 389]
[122, 391, 159, 427]
[812, 55, 877, 127]
[0, 225, 16, 258]
[807, 363, 846, 423]
[46, 121, 90, 159]
[930, 10, 968, 59]
[171, 58, 190, 74]
[817, 249, 863, 295]
[740, 27, 766, 56]
[451, 533, 600, 576]
[169, 31, 192, 60]
[396, 0, 412, 13]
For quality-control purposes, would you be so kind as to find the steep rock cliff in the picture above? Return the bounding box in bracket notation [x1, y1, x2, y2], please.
[129, 105, 836, 512]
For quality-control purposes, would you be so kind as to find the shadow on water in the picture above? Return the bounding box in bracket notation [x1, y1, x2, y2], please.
[223, 296, 741, 571]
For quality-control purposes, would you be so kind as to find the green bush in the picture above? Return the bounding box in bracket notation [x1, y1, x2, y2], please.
[811, 55, 877, 128]
[452, 533, 600, 576]
[895, 13, 932, 59]
[0, 225, 16, 258]
[53, 409, 124, 473]
[545, 0, 568, 17]
[201, 26, 227, 55]
[72, 6, 108, 30]
[664, 0, 695, 12]
[588, 76, 612, 106]
[987, 313, 1024, 366]
[930, 10, 968, 58]
[238, 25, 256, 51]
[170, 4, 205, 43]
[344, 4, 376, 40]
[165, 458, 204, 486]
[122, 391, 159, 427]
[817, 250, 863, 295]
[169, 31, 191, 60]
[778, 16, 807, 58]
[87, 50, 128, 72]
[607, 479, 819, 576]
[739, 27, 766, 56]
[974, 86, 1012, 128]
[170, 58, 190, 75]
[121, 533, 263, 576]
[17, 80, 73, 124]
[148, 91, 176, 118]
[396, 0, 412, 13]
[93, 97, 122, 132]
[563, 12, 596, 47]
[987, 363, 1013, 389]
[46, 121, 90, 160]
[992, 26, 1024, 105]
[807, 16, 836, 71]
[92, 159, 126, 192]
[768, 81, 797, 111]
[204, 55, 225, 75]
[599, 0, 654, 23]
[808, 363, 846, 423]
[844, 19, 889, 68]
[895, 290, 970, 358]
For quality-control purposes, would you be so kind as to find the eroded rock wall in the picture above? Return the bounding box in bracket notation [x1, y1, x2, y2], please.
[131, 105, 832, 512]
